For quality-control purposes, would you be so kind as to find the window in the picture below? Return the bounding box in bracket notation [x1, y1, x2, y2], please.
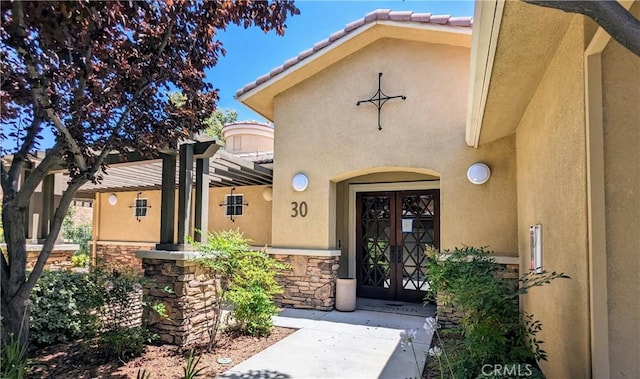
[225, 195, 244, 217]
[134, 198, 148, 218]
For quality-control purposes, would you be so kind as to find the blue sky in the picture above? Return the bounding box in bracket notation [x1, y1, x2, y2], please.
[211, 0, 475, 123]
[3, 1, 474, 151]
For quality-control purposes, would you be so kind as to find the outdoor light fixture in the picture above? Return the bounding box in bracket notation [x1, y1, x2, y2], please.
[108, 194, 118, 206]
[292, 173, 309, 192]
[467, 162, 491, 185]
[262, 186, 273, 201]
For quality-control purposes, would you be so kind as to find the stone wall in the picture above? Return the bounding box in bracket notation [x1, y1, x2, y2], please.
[272, 254, 340, 311]
[94, 242, 150, 271]
[437, 262, 519, 328]
[101, 288, 143, 330]
[25, 249, 75, 271]
[140, 257, 217, 347]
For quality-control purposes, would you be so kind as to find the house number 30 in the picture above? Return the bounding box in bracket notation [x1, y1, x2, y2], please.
[291, 201, 308, 218]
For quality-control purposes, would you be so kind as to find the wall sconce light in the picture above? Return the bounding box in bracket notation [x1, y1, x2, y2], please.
[467, 162, 491, 185]
[262, 186, 273, 201]
[292, 173, 309, 192]
[108, 194, 118, 206]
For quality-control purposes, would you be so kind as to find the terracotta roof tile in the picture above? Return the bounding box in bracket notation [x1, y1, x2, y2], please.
[345, 18, 366, 32]
[313, 39, 331, 51]
[410, 12, 432, 22]
[236, 9, 472, 99]
[328, 29, 347, 42]
[448, 17, 473, 27]
[298, 48, 315, 60]
[388, 10, 413, 21]
[428, 15, 451, 24]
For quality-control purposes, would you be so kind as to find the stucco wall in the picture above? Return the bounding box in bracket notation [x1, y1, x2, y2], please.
[515, 17, 590, 378]
[601, 15, 640, 377]
[272, 38, 517, 269]
[96, 190, 163, 242]
[95, 186, 272, 246]
[207, 185, 272, 246]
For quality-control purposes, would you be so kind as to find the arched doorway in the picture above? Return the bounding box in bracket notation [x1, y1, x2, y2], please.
[356, 189, 439, 302]
[333, 169, 440, 302]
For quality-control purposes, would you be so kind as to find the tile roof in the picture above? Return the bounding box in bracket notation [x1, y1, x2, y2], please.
[235, 151, 274, 164]
[235, 9, 473, 99]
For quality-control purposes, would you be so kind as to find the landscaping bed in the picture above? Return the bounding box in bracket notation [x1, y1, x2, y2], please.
[28, 326, 296, 378]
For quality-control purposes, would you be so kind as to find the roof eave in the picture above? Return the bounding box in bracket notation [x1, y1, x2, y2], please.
[238, 20, 472, 122]
[465, 0, 505, 148]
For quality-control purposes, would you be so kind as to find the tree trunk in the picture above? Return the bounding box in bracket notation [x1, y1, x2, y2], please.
[1, 199, 30, 346]
[0, 293, 30, 348]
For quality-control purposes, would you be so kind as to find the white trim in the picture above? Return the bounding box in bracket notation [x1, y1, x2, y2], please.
[465, 0, 505, 147]
[96, 240, 157, 247]
[348, 181, 441, 277]
[267, 248, 341, 257]
[135, 250, 203, 261]
[2, 243, 81, 251]
[584, 26, 612, 379]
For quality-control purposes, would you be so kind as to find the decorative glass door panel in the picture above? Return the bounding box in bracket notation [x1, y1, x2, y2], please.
[356, 190, 439, 302]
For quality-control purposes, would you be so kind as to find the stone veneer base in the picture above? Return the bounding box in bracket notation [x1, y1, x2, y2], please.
[272, 254, 340, 311]
[135, 250, 217, 347]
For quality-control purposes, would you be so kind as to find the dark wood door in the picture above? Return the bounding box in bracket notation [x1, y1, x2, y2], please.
[356, 190, 439, 302]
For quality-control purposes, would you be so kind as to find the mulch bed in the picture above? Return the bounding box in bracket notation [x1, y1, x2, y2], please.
[27, 327, 296, 378]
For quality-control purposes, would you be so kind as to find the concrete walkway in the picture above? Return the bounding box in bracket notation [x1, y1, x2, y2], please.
[219, 304, 434, 379]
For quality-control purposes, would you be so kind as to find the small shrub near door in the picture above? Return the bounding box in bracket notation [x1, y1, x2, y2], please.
[192, 229, 286, 338]
[424, 246, 569, 378]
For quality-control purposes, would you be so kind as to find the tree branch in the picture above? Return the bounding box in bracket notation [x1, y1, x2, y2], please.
[18, 178, 86, 299]
[5, 115, 43, 196]
[13, 143, 63, 208]
[522, 0, 640, 57]
[94, 81, 152, 167]
[8, 0, 89, 173]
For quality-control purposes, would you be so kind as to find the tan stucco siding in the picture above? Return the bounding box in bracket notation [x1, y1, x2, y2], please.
[515, 17, 590, 378]
[207, 185, 272, 246]
[96, 190, 163, 242]
[602, 24, 640, 377]
[272, 38, 517, 257]
[95, 186, 272, 246]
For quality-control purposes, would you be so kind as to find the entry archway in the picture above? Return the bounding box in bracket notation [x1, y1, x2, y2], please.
[333, 169, 440, 302]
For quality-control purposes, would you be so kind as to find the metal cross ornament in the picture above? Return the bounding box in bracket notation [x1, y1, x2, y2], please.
[356, 72, 406, 130]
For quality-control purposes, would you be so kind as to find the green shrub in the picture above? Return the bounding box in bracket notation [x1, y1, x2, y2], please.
[225, 249, 285, 337]
[100, 326, 156, 360]
[62, 207, 92, 255]
[193, 230, 286, 338]
[71, 253, 90, 268]
[29, 270, 102, 346]
[425, 246, 569, 378]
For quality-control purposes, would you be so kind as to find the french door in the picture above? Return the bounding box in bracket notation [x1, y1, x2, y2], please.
[355, 190, 439, 302]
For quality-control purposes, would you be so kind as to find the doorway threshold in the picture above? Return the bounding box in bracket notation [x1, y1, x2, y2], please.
[356, 297, 435, 317]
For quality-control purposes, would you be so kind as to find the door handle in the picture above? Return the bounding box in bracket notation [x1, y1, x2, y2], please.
[389, 246, 402, 263]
